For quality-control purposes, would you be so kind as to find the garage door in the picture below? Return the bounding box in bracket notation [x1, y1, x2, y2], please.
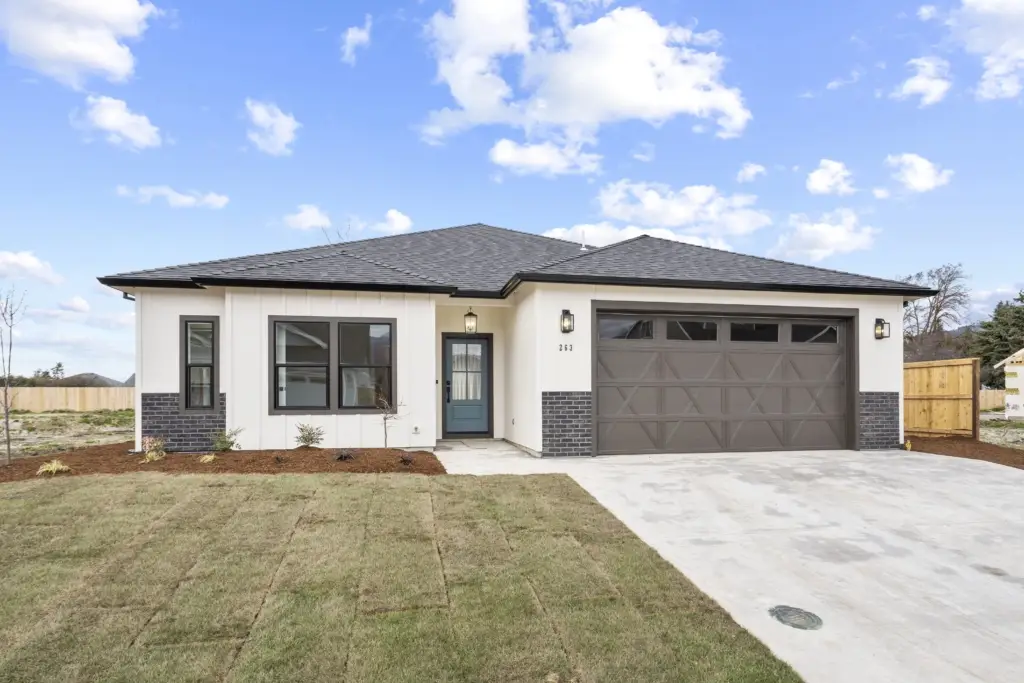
[595, 314, 848, 454]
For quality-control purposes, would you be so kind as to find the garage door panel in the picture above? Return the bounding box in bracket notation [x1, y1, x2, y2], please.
[730, 420, 786, 450]
[726, 386, 785, 415]
[663, 351, 724, 381]
[726, 352, 785, 382]
[787, 386, 845, 415]
[663, 386, 722, 416]
[663, 420, 725, 453]
[599, 421, 659, 454]
[596, 350, 659, 382]
[788, 419, 846, 450]
[785, 353, 844, 382]
[597, 386, 659, 417]
[596, 314, 849, 454]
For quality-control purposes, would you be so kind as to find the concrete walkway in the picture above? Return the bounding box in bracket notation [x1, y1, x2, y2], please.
[437, 441, 1024, 683]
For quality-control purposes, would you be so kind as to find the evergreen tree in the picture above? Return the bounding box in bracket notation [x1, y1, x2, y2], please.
[969, 292, 1024, 388]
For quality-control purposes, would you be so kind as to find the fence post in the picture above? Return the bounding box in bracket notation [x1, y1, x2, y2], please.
[972, 358, 981, 440]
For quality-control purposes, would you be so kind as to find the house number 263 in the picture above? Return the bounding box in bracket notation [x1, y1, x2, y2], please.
[559, 344, 573, 351]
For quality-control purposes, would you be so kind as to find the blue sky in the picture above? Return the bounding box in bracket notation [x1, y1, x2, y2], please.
[1, 0, 1022, 379]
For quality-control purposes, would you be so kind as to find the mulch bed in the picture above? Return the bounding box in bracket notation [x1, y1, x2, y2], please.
[0, 441, 446, 483]
[911, 437, 1024, 471]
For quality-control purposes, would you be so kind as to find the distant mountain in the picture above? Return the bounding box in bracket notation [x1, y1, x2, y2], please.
[49, 373, 126, 388]
[123, 373, 135, 387]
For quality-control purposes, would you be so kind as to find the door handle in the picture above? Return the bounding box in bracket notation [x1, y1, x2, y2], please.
[445, 380, 451, 404]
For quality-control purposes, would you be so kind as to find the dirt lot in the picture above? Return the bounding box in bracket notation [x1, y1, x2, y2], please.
[912, 435, 1024, 470]
[0, 442, 445, 483]
[1, 410, 134, 459]
[980, 418, 1024, 451]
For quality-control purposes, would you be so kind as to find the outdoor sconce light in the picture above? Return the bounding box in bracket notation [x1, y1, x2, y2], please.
[560, 309, 575, 333]
[874, 318, 891, 340]
[464, 308, 478, 334]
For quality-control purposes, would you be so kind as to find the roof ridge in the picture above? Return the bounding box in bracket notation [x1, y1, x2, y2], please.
[527, 235, 651, 272]
[635, 235, 923, 290]
[335, 248, 451, 287]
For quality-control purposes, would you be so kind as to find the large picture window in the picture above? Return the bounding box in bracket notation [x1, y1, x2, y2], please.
[181, 316, 218, 411]
[269, 317, 396, 414]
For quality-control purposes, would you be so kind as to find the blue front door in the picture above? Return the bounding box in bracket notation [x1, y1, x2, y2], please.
[444, 337, 490, 435]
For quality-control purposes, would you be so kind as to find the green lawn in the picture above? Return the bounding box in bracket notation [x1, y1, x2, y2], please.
[0, 473, 800, 682]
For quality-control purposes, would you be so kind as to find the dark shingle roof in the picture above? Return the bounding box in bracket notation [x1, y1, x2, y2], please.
[99, 223, 933, 297]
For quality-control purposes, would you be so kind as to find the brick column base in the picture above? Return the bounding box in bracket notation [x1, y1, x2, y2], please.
[858, 392, 901, 450]
[541, 391, 593, 457]
[141, 393, 227, 452]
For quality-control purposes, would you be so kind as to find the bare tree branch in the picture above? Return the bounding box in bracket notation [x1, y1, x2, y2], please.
[1, 287, 27, 466]
[901, 264, 971, 361]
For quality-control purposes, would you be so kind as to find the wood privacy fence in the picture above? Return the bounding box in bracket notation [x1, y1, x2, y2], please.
[9, 387, 134, 412]
[980, 389, 1006, 412]
[903, 358, 980, 439]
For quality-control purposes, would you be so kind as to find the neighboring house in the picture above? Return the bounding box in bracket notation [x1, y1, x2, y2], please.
[98, 224, 934, 456]
[995, 349, 1024, 420]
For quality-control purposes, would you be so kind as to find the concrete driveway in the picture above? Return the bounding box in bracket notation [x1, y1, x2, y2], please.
[438, 442, 1024, 683]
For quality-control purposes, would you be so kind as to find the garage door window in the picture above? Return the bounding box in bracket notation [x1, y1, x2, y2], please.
[730, 322, 779, 342]
[599, 316, 654, 340]
[792, 324, 839, 344]
[667, 320, 718, 341]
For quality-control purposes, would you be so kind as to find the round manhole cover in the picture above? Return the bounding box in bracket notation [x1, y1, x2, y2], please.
[769, 605, 822, 630]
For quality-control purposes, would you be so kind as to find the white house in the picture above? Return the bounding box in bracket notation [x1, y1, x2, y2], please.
[995, 348, 1024, 420]
[98, 224, 934, 456]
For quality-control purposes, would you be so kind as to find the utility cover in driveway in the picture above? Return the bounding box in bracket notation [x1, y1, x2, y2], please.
[595, 314, 848, 454]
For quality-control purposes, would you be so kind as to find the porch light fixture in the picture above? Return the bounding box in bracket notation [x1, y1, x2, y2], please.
[464, 308, 478, 334]
[874, 318, 891, 340]
[560, 309, 575, 334]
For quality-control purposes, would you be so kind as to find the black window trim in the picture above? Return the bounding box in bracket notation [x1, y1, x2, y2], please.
[268, 315, 397, 416]
[179, 315, 219, 414]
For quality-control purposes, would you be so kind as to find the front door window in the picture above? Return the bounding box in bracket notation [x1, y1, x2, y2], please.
[451, 343, 483, 400]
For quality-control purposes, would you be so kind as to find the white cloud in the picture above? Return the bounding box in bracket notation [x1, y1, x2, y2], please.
[0, 251, 63, 284]
[284, 204, 331, 230]
[736, 162, 766, 183]
[27, 306, 133, 330]
[117, 185, 229, 209]
[631, 142, 655, 163]
[885, 153, 954, 192]
[949, 0, 1024, 99]
[80, 95, 161, 150]
[872, 187, 891, 199]
[918, 5, 939, 20]
[372, 210, 414, 235]
[891, 56, 952, 106]
[806, 159, 855, 195]
[342, 14, 372, 65]
[597, 180, 772, 236]
[58, 296, 90, 313]
[0, 0, 159, 88]
[826, 67, 864, 90]
[245, 99, 300, 156]
[770, 209, 879, 262]
[489, 138, 601, 176]
[543, 222, 731, 250]
[972, 284, 1024, 317]
[423, 2, 750, 157]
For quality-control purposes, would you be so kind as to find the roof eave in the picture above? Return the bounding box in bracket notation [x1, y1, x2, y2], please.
[190, 276, 456, 294]
[97, 276, 204, 290]
[512, 272, 938, 298]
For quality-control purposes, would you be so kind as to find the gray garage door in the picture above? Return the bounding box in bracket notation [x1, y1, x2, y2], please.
[595, 314, 848, 454]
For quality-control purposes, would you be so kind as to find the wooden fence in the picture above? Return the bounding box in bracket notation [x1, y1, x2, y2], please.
[903, 358, 980, 439]
[9, 387, 134, 412]
[980, 389, 1006, 412]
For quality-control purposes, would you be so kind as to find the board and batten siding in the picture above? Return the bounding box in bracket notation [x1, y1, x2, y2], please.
[137, 287, 437, 451]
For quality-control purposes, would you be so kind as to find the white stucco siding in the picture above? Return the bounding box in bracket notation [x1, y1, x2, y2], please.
[504, 285, 541, 452]
[136, 289, 225, 394]
[435, 302, 508, 439]
[224, 289, 436, 450]
[530, 282, 905, 417]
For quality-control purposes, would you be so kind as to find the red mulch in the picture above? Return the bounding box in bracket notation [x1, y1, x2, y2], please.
[0, 441, 446, 483]
[911, 437, 1024, 471]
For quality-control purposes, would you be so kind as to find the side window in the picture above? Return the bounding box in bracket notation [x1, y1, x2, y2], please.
[598, 316, 654, 340]
[339, 323, 393, 408]
[183, 318, 217, 409]
[274, 322, 330, 409]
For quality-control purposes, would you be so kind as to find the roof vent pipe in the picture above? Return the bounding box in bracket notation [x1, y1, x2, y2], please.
[580, 228, 588, 251]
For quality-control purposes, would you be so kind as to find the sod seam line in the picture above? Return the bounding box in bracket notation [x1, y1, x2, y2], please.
[341, 476, 378, 682]
[428, 480, 453, 611]
[221, 486, 320, 681]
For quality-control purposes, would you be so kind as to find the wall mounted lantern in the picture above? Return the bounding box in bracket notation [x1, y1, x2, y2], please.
[874, 318, 891, 340]
[560, 309, 575, 334]
[464, 308, 478, 334]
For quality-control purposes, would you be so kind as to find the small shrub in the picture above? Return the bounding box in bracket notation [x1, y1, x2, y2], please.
[334, 449, 354, 461]
[212, 427, 244, 452]
[140, 436, 166, 463]
[198, 454, 217, 464]
[399, 452, 414, 466]
[295, 423, 325, 448]
[36, 460, 70, 476]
